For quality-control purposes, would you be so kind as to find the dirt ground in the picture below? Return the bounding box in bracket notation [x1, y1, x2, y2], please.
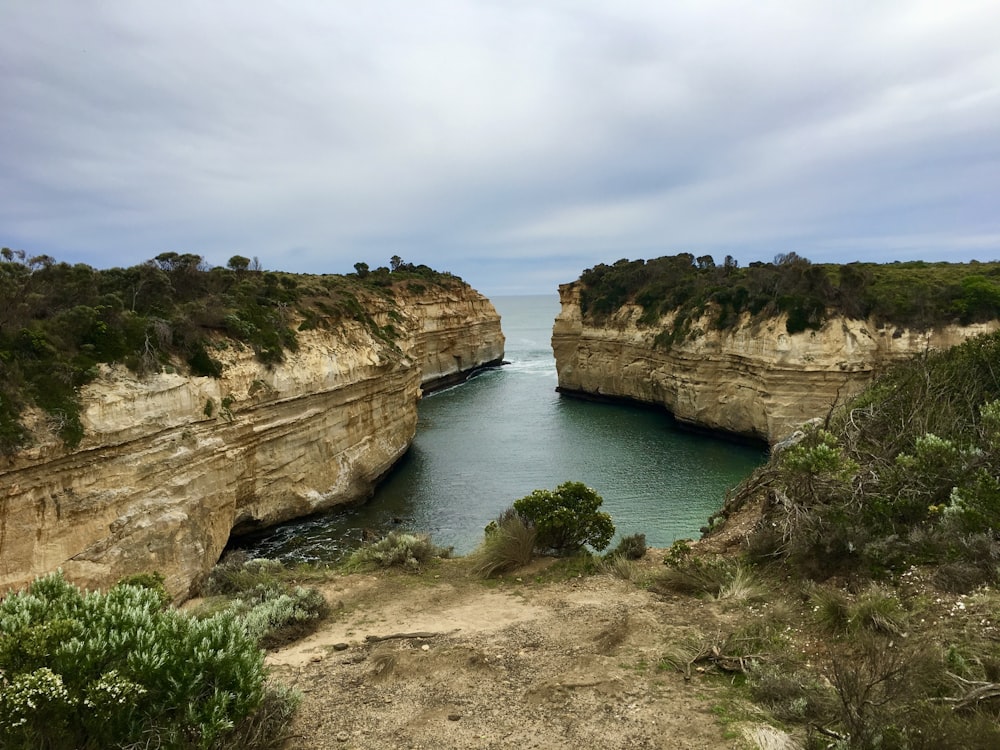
[267, 553, 796, 750]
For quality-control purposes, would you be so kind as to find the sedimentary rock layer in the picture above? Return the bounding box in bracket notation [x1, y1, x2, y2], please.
[552, 283, 998, 445]
[0, 285, 503, 600]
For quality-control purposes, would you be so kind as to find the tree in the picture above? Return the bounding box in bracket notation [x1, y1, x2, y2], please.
[512, 481, 615, 554]
[354, 261, 370, 279]
[390, 255, 404, 272]
[227, 255, 251, 273]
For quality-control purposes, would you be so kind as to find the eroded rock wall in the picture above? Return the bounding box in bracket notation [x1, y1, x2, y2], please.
[401, 289, 506, 390]
[0, 285, 503, 600]
[552, 283, 998, 444]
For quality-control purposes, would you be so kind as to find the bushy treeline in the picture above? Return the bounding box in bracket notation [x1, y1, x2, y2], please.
[728, 328, 1000, 590]
[576, 253, 1000, 344]
[0, 249, 460, 454]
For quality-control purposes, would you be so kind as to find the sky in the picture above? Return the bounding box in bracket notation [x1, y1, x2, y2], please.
[2, 2, 999, 296]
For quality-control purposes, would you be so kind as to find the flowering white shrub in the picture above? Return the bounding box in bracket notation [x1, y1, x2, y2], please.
[0, 571, 286, 749]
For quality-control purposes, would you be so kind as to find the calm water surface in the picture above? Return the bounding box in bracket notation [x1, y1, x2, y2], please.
[239, 295, 766, 561]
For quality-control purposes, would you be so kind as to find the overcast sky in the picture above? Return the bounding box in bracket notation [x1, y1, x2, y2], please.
[2, 2, 999, 296]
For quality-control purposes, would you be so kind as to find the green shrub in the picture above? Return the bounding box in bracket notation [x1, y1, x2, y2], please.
[0, 571, 293, 749]
[203, 553, 285, 596]
[470, 510, 537, 578]
[605, 532, 647, 561]
[346, 532, 451, 570]
[230, 585, 330, 650]
[811, 585, 907, 637]
[512, 481, 615, 554]
[186, 341, 223, 377]
[115, 570, 171, 608]
[200, 554, 329, 648]
[738, 332, 1000, 581]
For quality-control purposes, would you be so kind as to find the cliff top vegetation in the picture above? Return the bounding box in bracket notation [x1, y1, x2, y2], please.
[0, 248, 464, 454]
[718, 326, 1000, 590]
[575, 253, 1000, 344]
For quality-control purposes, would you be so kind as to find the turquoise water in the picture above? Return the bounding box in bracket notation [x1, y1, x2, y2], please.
[239, 295, 766, 561]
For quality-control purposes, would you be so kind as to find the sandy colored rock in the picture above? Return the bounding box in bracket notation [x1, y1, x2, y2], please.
[552, 282, 998, 444]
[0, 285, 503, 600]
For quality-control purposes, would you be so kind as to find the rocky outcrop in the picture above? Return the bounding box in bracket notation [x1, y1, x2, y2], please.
[552, 283, 998, 445]
[0, 284, 503, 600]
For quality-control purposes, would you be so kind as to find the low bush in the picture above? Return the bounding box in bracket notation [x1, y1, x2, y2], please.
[202, 553, 286, 596]
[469, 510, 537, 578]
[735, 332, 1000, 584]
[199, 554, 329, 649]
[346, 532, 451, 570]
[228, 585, 329, 650]
[653, 556, 761, 601]
[0, 571, 295, 749]
[810, 585, 906, 636]
[827, 634, 948, 750]
[605, 532, 647, 561]
[511, 481, 615, 554]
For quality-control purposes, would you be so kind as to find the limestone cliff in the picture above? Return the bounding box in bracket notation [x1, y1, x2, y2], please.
[0, 284, 503, 600]
[552, 283, 998, 445]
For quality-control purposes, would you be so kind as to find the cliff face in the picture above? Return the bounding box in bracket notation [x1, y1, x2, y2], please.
[402, 289, 507, 390]
[552, 283, 998, 445]
[0, 285, 503, 600]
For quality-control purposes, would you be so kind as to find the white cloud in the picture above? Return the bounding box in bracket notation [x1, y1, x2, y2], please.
[1, 0, 999, 293]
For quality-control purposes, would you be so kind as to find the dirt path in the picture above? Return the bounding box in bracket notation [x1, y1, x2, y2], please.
[268, 557, 781, 750]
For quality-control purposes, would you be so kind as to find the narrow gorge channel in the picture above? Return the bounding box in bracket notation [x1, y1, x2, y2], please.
[241, 295, 766, 562]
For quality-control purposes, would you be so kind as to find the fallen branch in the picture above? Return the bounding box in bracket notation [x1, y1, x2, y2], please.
[364, 629, 458, 643]
[812, 724, 846, 742]
[680, 636, 765, 679]
[944, 673, 1000, 711]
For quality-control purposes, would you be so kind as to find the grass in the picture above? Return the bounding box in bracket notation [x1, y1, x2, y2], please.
[600, 555, 640, 581]
[651, 555, 763, 602]
[810, 584, 907, 636]
[468, 514, 537, 578]
[714, 565, 766, 603]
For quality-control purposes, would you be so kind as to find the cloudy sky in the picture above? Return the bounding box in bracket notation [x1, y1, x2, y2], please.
[2, 1, 999, 295]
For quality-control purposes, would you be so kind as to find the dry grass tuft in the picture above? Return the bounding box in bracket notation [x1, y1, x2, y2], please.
[468, 515, 537, 578]
[600, 555, 639, 581]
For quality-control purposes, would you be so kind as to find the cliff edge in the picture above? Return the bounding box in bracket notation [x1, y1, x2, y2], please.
[553, 278, 998, 445]
[0, 281, 503, 600]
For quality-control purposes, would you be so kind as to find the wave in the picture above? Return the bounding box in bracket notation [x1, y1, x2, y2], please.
[502, 357, 557, 375]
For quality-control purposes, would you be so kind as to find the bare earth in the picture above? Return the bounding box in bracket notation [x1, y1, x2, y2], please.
[268, 555, 785, 750]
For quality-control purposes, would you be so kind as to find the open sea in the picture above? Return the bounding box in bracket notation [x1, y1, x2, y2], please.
[238, 295, 766, 561]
